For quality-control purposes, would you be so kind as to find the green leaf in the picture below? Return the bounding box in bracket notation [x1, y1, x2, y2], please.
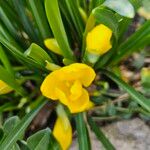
[27, 128, 51, 150]
[0, 103, 16, 113]
[88, 117, 115, 150]
[27, 0, 52, 39]
[0, 1, 21, 27]
[3, 116, 20, 135]
[27, 128, 61, 150]
[75, 113, 91, 150]
[17, 141, 30, 150]
[0, 128, 4, 142]
[0, 65, 26, 96]
[24, 43, 52, 66]
[103, 0, 135, 18]
[45, 0, 74, 60]
[0, 33, 44, 70]
[0, 100, 46, 150]
[117, 17, 132, 42]
[11, 0, 39, 42]
[101, 69, 150, 112]
[89, 0, 105, 13]
[0, 23, 25, 51]
[11, 143, 20, 150]
[92, 7, 119, 39]
[111, 20, 150, 65]
[0, 7, 18, 40]
[60, 0, 84, 41]
[0, 44, 14, 75]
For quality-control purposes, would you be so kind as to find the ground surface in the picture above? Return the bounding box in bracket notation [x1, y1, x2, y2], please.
[71, 118, 150, 150]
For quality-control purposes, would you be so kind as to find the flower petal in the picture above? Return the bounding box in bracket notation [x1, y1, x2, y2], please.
[40, 70, 61, 99]
[70, 80, 82, 100]
[53, 117, 72, 150]
[56, 88, 69, 105]
[68, 89, 90, 113]
[86, 24, 112, 55]
[59, 63, 96, 87]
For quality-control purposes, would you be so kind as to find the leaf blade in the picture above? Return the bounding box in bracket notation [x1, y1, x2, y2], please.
[101, 69, 150, 112]
[0, 100, 46, 150]
[88, 117, 115, 150]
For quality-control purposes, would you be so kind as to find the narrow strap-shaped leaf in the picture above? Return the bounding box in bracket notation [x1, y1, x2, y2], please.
[0, 7, 18, 39]
[0, 100, 46, 150]
[88, 117, 115, 150]
[27, 0, 52, 39]
[63, 0, 84, 41]
[101, 69, 150, 112]
[0, 65, 26, 96]
[75, 113, 91, 150]
[59, 0, 81, 45]
[89, 0, 105, 13]
[111, 20, 150, 65]
[0, 1, 22, 27]
[0, 33, 45, 70]
[12, 0, 39, 42]
[45, 0, 74, 60]
[0, 44, 14, 76]
[118, 17, 131, 42]
[0, 23, 26, 50]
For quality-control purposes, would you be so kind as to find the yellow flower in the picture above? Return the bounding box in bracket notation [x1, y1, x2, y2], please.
[44, 38, 62, 55]
[41, 63, 96, 113]
[86, 24, 112, 55]
[53, 116, 72, 150]
[0, 80, 13, 95]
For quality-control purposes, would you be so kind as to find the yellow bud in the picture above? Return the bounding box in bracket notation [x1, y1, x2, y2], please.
[86, 24, 112, 55]
[53, 116, 72, 150]
[0, 80, 13, 95]
[44, 38, 62, 55]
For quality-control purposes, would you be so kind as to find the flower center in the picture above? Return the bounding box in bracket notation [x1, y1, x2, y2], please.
[69, 80, 83, 101]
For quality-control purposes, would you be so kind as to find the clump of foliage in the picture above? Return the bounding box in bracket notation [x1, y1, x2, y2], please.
[0, 0, 150, 150]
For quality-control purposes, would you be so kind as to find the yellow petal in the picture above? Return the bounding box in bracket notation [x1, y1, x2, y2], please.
[70, 80, 82, 100]
[44, 38, 62, 55]
[41, 70, 70, 100]
[59, 63, 96, 87]
[40, 70, 61, 99]
[67, 89, 90, 113]
[0, 80, 13, 95]
[86, 24, 112, 55]
[85, 100, 94, 110]
[41, 63, 96, 99]
[56, 88, 69, 105]
[53, 117, 72, 150]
